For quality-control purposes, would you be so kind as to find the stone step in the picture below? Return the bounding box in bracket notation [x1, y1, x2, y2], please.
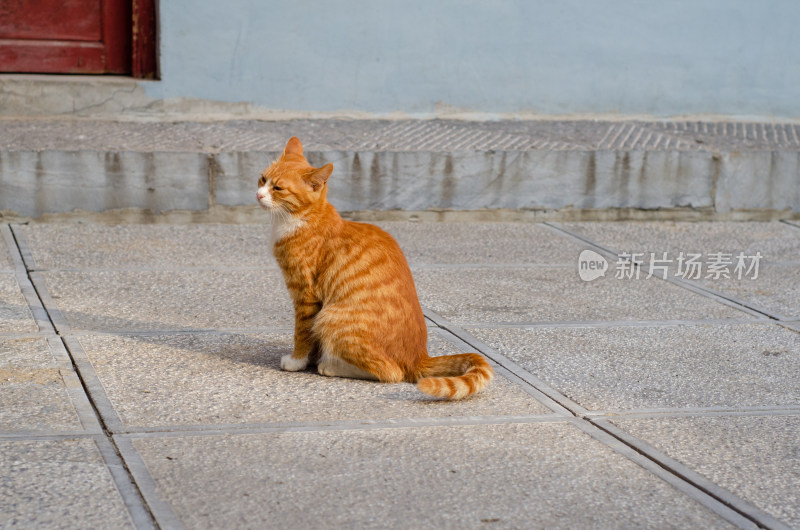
[1, 118, 798, 220]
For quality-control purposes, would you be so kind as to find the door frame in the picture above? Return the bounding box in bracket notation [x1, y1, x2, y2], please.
[132, 0, 157, 78]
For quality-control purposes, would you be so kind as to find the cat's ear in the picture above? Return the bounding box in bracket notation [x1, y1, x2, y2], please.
[283, 137, 303, 157]
[306, 163, 333, 191]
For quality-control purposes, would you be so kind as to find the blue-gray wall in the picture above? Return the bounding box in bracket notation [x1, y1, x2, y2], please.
[147, 1, 800, 118]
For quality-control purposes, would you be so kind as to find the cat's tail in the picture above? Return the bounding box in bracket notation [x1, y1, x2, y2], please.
[415, 353, 494, 400]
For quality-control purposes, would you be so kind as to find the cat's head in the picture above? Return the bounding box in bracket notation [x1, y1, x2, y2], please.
[256, 137, 333, 215]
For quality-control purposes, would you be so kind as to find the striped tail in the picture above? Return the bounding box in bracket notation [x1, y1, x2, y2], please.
[415, 353, 494, 400]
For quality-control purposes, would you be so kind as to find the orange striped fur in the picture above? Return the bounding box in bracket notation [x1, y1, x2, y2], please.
[257, 137, 493, 399]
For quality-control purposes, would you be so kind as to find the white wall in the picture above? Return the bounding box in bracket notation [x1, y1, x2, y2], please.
[146, 0, 800, 118]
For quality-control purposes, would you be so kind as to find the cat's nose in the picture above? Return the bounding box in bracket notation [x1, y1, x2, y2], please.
[256, 191, 264, 201]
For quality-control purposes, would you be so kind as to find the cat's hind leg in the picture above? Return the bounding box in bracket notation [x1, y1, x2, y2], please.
[313, 306, 406, 383]
[317, 346, 404, 382]
[317, 350, 379, 380]
[315, 334, 404, 382]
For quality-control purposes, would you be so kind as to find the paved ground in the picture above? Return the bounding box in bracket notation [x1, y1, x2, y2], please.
[1, 219, 799, 529]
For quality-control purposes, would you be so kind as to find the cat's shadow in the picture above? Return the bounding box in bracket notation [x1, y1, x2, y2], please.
[203, 336, 471, 404]
[54, 309, 482, 403]
[54, 308, 289, 369]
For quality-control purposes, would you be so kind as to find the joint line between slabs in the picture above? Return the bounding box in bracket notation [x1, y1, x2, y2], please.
[423, 305, 781, 530]
[27, 263, 573, 272]
[27, 265, 281, 273]
[56, 326, 297, 337]
[1, 225, 53, 332]
[588, 419, 792, 530]
[0, 432, 103, 441]
[114, 414, 577, 439]
[111, 437, 181, 530]
[6, 224, 160, 530]
[423, 307, 585, 416]
[778, 321, 800, 335]
[47, 337, 105, 434]
[456, 318, 772, 329]
[584, 406, 800, 420]
[116, 414, 571, 438]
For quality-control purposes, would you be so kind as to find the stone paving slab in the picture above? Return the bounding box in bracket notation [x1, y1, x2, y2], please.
[414, 267, 752, 325]
[15, 221, 582, 270]
[0, 272, 38, 333]
[14, 223, 275, 271]
[127, 422, 732, 530]
[0, 337, 93, 434]
[697, 264, 800, 321]
[37, 269, 294, 332]
[610, 415, 800, 528]
[467, 323, 800, 411]
[0, 438, 135, 529]
[0, 240, 12, 271]
[73, 330, 550, 430]
[378, 221, 583, 265]
[560, 221, 800, 265]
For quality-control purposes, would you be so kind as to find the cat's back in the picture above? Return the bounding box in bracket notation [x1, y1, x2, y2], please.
[343, 219, 399, 245]
[339, 220, 409, 266]
[321, 219, 417, 296]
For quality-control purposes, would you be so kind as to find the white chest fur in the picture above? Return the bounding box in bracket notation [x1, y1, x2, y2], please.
[270, 212, 306, 246]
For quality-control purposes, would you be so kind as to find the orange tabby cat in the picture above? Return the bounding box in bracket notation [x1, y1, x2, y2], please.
[256, 137, 493, 399]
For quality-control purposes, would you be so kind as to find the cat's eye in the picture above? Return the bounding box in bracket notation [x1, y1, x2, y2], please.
[272, 185, 283, 191]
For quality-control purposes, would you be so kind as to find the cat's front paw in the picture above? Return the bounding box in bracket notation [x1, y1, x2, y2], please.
[281, 354, 309, 372]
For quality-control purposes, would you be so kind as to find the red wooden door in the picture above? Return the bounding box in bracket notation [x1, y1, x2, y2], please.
[0, 0, 155, 77]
